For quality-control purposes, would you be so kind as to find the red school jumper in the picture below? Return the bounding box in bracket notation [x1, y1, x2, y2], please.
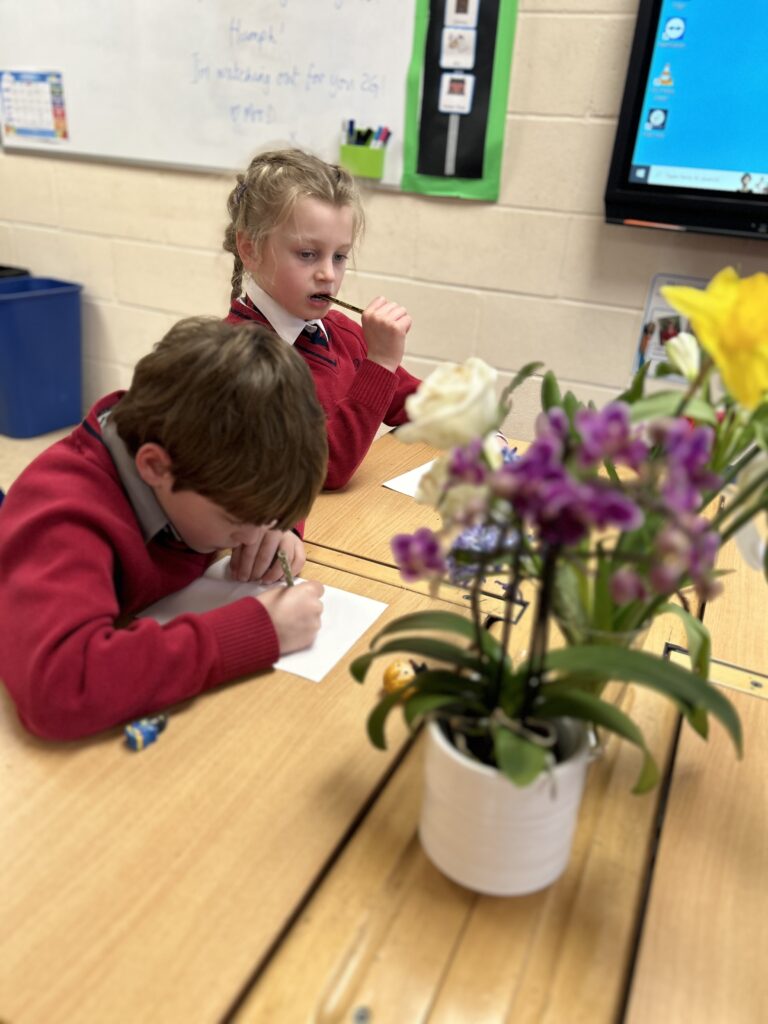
[0, 395, 279, 741]
[225, 299, 420, 490]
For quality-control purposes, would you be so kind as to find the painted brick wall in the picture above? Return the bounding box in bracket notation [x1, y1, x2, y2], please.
[1, 1, 766, 439]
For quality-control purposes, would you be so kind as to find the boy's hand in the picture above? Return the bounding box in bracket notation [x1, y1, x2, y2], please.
[230, 530, 305, 583]
[362, 295, 412, 373]
[256, 580, 325, 654]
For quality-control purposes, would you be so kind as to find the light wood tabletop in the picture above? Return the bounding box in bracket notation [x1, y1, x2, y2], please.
[624, 685, 767, 1024]
[233, 614, 688, 1024]
[305, 431, 443, 566]
[701, 535, 768, 671]
[624, 537, 768, 1024]
[0, 561, 476, 1024]
[4, 430, 764, 1023]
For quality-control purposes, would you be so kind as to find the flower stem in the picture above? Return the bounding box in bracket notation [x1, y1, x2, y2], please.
[714, 444, 762, 493]
[521, 544, 559, 719]
[673, 355, 714, 417]
[470, 558, 485, 662]
[712, 465, 768, 536]
[720, 499, 768, 547]
[493, 528, 522, 703]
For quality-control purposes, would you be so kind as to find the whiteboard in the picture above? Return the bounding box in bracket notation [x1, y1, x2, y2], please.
[0, 0, 415, 185]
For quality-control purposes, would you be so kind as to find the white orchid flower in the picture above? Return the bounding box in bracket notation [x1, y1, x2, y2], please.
[664, 331, 701, 381]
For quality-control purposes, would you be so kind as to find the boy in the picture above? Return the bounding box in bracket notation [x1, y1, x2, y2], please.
[0, 318, 327, 741]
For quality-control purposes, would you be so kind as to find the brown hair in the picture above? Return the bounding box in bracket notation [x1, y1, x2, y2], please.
[223, 148, 365, 300]
[112, 318, 328, 529]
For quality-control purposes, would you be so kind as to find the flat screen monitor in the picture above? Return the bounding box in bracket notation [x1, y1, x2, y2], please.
[605, 0, 768, 239]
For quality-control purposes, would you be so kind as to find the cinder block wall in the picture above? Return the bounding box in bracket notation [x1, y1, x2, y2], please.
[1, 0, 766, 440]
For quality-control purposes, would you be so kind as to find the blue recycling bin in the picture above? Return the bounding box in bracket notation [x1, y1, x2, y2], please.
[0, 276, 82, 438]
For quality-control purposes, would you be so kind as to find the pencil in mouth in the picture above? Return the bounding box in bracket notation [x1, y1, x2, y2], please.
[320, 295, 365, 315]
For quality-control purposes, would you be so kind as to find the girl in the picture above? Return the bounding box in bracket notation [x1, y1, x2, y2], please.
[223, 148, 420, 493]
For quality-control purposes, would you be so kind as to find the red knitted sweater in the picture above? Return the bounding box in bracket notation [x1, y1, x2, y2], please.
[0, 395, 279, 741]
[225, 300, 420, 490]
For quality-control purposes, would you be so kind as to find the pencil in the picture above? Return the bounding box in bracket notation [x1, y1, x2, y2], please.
[323, 295, 365, 315]
[277, 549, 295, 586]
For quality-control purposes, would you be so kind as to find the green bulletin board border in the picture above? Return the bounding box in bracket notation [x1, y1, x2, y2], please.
[402, 0, 519, 201]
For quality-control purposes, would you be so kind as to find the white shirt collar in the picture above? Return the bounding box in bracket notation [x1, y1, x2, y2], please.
[243, 277, 325, 344]
[99, 411, 174, 544]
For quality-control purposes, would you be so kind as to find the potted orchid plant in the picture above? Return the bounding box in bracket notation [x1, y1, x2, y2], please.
[350, 266, 767, 896]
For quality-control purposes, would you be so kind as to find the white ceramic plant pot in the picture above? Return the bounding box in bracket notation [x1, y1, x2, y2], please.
[419, 718, 591, 896]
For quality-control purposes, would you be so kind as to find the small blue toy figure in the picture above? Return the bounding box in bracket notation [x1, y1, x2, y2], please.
[124, 713, 168, 751]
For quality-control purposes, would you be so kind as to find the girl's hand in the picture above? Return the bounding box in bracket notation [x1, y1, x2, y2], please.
[362, 295, 412, 373]
[256, 580, 325, 654]
[230, 530, 305, 583]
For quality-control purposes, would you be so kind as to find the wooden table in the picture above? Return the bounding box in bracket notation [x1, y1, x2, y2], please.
[4, 431, 764, 1023]
[624, 538, 768, 1024]
[305, 432, 443, 566]
[0, 562, 474, 1024]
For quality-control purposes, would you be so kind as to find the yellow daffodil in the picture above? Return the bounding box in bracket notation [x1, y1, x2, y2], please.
[662, 267, 768, 409]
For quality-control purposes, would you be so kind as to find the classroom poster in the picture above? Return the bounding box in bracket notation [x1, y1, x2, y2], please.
[632, 271, 707, 380]
[0, 70, 68, 143]
[402, 0, 519, 200]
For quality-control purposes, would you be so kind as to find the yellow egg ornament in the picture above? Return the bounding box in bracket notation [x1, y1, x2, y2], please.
[382, 659, 417, 696]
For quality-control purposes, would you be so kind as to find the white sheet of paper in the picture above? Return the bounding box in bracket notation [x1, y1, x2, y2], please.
[139, 557, 387, 683]
[383, 460, 435, 497]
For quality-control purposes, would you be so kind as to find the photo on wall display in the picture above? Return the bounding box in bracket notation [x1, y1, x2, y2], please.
[402, 0, 518, 200]
[414, 0, 501, 179]
[632, 272, 706, 380]
[445, 0, 479, 28]
[440, 27, 477, 69]
[438, 72, 475, 114]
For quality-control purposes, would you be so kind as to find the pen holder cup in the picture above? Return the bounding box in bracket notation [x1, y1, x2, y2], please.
[339, 144, 385, 180]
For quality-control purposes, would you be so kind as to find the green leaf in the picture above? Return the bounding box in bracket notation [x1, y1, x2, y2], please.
[686, 705, 710, 741]
[366, 690, 407, 749]
[371, 609, 507, 664]
[541, 371, 562, 411]
[552, 561, 590, 640]
[592, 544, 614, 631]
[350, 651, 375, 682]
[656, 603, 711, 678]
[535, 690, 659, 793]
[602, 457, 621, 484]
[562, 390, 582, 421]
[653, 362, 684, 379]
[498, 668, 528, 718]
[356, 636, 487, 678]
[403, 693, 470, 727]
[628, 392, 717, 426]
[544, 645, 742, 755]
[499, 361, 543, 407]
[491, 725, 550, 786]
[617, 360, 652, 404]
[403, 669, 491, 705]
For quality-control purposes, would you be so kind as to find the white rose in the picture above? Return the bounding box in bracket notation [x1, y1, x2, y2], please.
[397, 357, 500, 449]
[664, 331, 701, 381]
